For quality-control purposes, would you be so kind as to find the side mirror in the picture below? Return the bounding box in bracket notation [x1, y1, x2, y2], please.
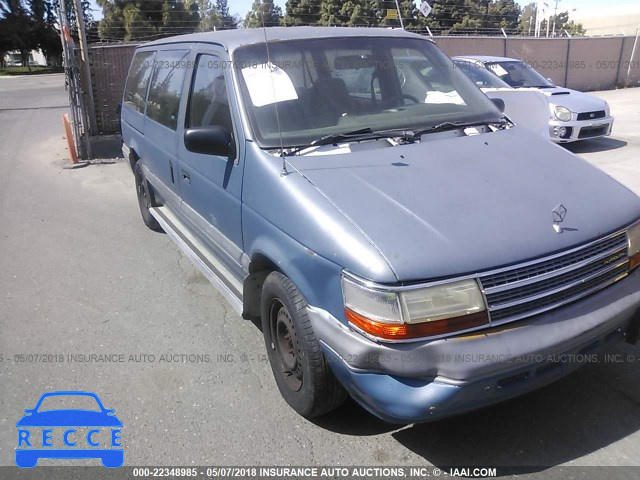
[490, 97, 506, 113]
[184, 126, 233, 157]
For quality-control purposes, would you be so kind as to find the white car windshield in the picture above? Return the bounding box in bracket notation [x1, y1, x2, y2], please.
[486, 61, 555, 88]
[233, 37, 502, 149]
[453, 60, 512, 89]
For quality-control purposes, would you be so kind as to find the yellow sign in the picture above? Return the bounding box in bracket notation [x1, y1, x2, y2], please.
[386, 9, 398, 20]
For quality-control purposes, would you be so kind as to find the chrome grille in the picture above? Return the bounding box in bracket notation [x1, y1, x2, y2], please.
[479, 231, 629, 323]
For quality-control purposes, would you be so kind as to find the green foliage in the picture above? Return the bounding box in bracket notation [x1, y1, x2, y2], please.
[196, 0, 221, 31]
[215, 0, 236, 28]
[282, 0, 321, 26]
[518, 2, 535, 35]
[0, 0, 62, 66]
[419, 0, 520, 35]
[244, 0, 282, 28]
[540, 11, 586, 37]
[97, 0, 202, 41]
[488, 0, 520, 32]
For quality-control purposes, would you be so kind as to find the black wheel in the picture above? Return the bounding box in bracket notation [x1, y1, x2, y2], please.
[134, 161, 163, 232]
[261, 271, 347, 417]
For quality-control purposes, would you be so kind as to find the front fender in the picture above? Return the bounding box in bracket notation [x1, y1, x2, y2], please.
[242, 205, 346, 323]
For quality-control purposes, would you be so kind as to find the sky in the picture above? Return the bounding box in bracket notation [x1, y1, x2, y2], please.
[87, 0, 640, 24]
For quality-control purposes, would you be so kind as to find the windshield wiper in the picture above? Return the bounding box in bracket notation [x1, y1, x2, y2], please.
[282, 120, 509, 156]
[284, 127, 414, 156]
[411, 119, 510, 138]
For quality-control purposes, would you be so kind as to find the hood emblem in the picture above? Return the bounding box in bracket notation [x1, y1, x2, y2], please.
[552, 204, 567, 233]
[590, 113, 595, 118]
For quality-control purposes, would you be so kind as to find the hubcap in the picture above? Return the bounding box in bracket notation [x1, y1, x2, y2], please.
[136, 169, 150, 209]
[271, 302, 303, 392]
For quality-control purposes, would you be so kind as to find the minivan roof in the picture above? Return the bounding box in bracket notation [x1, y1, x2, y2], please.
[142, 26, 428, 52]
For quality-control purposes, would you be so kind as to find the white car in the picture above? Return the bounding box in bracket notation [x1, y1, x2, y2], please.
[453, 56, 614, 143]
[452, 58, 550, 139]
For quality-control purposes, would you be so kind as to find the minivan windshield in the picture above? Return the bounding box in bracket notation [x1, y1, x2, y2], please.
[486, 61, 555, 88]
[233, 37, 502, 149]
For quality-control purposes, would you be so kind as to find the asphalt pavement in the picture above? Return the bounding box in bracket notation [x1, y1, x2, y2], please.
[0, 74, 639, 478]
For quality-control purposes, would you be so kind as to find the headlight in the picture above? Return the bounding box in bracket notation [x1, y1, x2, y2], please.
[604, 101, 610, 116]
[554, 105, 572, 122]
[341, 274, 488, 341]
[628, 221, 640, 270]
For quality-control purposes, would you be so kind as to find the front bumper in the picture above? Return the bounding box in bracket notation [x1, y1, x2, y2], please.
[549, 116, 614, 143]
[309, 268, 640, 424]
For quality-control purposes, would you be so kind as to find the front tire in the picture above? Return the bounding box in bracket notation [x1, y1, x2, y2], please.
[261, 272, 347, 417]
[134, 161, 163, 232]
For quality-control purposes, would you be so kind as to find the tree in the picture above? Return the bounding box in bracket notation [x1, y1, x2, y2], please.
[487, 0, 520, 34]
[97, 0, 200, 42]
[28, 0, 62, 64]
[425, 0, 474, 33]
[518, 2, 536, 35]
[282, 0, 322, 26]
[244, 0, 282, 28]
[196, 0, 221, 31]
[540, 10, 586, 37]
[0, 0, 38, 69]
[214, 0, 236, 28]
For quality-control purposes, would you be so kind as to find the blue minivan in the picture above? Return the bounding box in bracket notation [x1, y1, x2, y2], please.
[121, 27, 640, 424]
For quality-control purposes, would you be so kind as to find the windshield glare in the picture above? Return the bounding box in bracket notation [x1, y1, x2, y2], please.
[453, 60, 512, 89]
[486, 61, 555, 88]
[234, 37, 502, 149]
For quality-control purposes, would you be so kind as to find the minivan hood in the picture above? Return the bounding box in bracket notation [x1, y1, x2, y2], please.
[290, 128, 640, 282]
[535, 87, 607, 113]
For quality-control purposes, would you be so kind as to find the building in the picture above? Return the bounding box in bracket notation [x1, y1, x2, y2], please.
[3, 50, 47, 67]
[573, 5, 640, 37]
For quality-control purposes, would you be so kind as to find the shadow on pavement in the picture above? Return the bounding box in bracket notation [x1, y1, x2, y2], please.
[308, 341, 640, 471]
[311, 397, 399, 435]
[564, 137, 627, 154]
[390, 343, 640, 475]
[89, 135, 124, 163]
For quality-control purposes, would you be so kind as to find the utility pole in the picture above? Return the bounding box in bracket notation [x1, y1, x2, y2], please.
[73, 0, 97, 137]
[628, 26, 640, 86]
[394, 0, 405, 29]
[551, 0, 561, 37]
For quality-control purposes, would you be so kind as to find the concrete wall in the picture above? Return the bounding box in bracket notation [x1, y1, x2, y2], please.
[433, 35, 640, 91]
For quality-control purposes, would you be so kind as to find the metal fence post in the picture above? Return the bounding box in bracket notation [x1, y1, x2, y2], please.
[627, 26, 640, 86]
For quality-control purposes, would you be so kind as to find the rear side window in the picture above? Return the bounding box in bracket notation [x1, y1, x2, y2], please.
[146, 50, 190, 130]
[124, 51, 154, 113]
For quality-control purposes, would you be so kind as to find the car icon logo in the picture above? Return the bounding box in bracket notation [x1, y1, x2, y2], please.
[15, 391, 123, 468]
[552, 204, 568, 233]
[590, 113, 595, 118]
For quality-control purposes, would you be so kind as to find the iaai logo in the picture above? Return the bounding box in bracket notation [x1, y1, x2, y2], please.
[15, 391, 123, 468]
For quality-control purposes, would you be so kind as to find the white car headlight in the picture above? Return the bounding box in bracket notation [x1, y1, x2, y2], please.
[628, 221, 640, 270]
[554, 105, 572, 122]
[341, 274, 488, 341]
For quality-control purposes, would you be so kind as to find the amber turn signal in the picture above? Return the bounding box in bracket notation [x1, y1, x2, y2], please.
[630, 252, 640, 271]
[345, 308, 489, 341]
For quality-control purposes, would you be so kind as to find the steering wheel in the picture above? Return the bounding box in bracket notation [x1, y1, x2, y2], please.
[370, 71, 420, 107]
[370, 71, 380, 107]
[398, 94, 420, 105]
